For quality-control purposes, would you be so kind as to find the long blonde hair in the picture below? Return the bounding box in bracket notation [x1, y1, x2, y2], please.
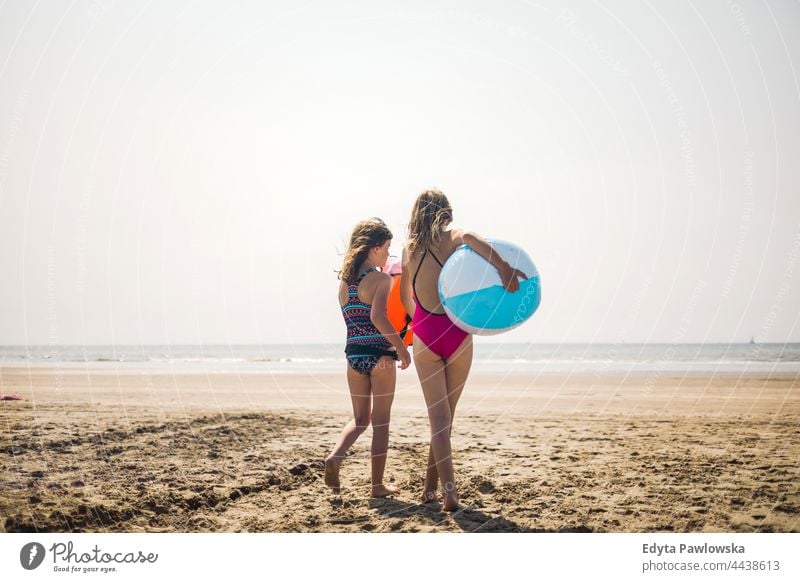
[337, 217, 393, 285]
[406, 189, 453, 257]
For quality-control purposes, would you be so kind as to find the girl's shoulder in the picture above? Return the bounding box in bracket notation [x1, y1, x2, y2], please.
[356, 269, 390, 304]
[445, 226, 468, 245]
[366, 268, 391, 282]
[359, 267, 389, 283]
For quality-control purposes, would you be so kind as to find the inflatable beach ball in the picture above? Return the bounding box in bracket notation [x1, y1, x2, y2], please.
[438, 239, 540, 335]
[383, 256, 414, 346]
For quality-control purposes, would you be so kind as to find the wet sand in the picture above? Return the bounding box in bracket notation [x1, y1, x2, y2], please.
[1, 367, 798, 532]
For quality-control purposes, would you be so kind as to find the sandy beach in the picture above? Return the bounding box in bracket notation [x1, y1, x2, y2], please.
[1, 366, 798, 533]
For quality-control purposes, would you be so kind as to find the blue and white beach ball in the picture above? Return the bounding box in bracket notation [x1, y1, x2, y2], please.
[438, 239, 541, 335]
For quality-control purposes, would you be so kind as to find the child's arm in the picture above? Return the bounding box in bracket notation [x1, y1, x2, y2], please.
[453, 229, 528, 292]
[370, 274, 411, 366]
[399, 246, 416, 317]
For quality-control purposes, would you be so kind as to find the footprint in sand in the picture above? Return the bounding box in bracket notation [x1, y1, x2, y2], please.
[478, 481, 496, 494]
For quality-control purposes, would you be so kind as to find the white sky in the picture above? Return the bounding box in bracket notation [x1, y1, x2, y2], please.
[1, 0, 798, 345]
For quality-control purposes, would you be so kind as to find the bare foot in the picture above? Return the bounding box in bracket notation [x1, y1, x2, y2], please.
[371, 483, 398, 498]
[421, 489, 438, 503]
[324, 456, 341, 492]
[442, 493, 459, 512]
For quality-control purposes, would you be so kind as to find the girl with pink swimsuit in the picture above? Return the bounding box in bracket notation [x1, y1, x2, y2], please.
[400, 190, 527, 511]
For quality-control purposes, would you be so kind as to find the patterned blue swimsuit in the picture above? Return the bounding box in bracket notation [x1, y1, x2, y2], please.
[342, 267, 398, 376]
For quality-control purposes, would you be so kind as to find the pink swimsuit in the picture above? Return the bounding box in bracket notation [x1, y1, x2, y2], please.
[412, 249, 470, 360]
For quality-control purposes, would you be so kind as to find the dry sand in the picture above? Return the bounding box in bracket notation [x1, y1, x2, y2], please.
[1, 366, 798, 532]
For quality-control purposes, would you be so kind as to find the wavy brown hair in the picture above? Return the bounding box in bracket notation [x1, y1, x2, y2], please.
[405, 189, 453, 257]
[337, 217, 393, 285]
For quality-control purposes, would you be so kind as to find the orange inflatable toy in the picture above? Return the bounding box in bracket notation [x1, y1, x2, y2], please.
[384, 257, 413, 346]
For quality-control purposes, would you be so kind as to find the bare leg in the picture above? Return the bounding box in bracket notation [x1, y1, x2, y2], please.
[368, 356, 398, 497]
[414, 336, 461, 511]
[422, 335, 473, 502]
[325, 364, 372, 492]
[422, 446, 438, 502]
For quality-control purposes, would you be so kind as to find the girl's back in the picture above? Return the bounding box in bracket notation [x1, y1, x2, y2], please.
[339, 269, 392, 352]
[406, 227, 463, 315]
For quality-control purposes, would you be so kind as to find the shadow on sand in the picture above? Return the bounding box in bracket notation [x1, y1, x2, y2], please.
[367, 498, 593, 532]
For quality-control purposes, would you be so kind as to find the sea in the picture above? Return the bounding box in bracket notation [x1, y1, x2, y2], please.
[1, 343, 798, 377]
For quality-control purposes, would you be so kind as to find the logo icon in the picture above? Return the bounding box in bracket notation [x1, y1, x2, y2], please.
[20, 542, 46, 570]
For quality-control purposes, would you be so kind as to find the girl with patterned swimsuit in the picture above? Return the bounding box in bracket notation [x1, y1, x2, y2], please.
[399, 190, 527, 511]
[343, 267, 398, 376]
[325, 218, 412, 497]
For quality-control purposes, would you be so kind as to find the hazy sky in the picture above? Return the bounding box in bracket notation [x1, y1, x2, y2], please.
[1, 0, 798, 345]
